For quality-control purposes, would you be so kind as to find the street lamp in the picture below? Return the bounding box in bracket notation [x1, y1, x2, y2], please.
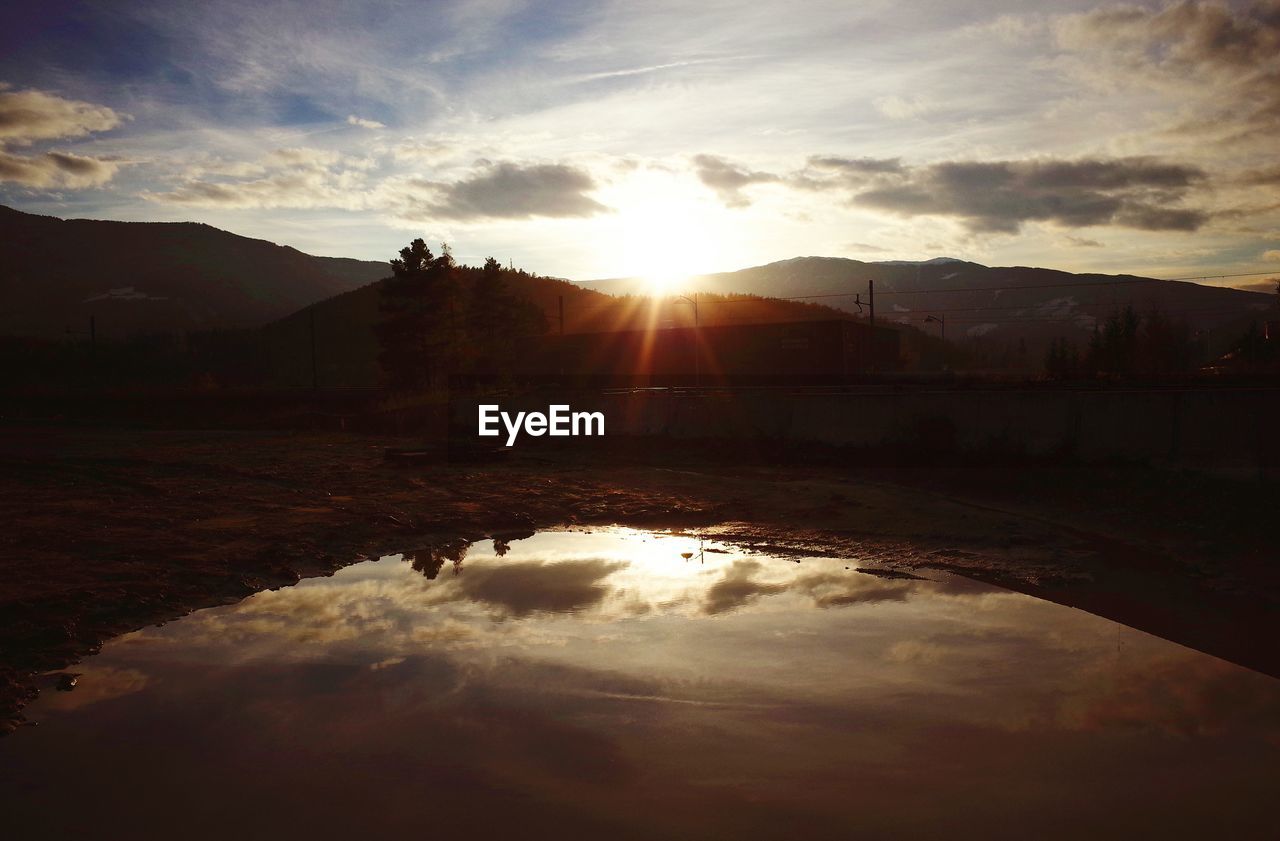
[674, 293, 699, 387]
[924, 314, 945, 341]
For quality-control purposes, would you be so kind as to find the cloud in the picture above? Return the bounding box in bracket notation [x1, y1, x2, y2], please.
[873, 94, 939, 120]
[1264, 250, 1280, 263]
[266, 146, 343, 168]
[1238, 166, 1280, 186]
[449, 559, 627, 618]
[692, 154, 780, 208]
[144, 167, 368, 209]
[790, 155, 904, 191]
[1055, 1, 1280, 141]
[347, 114, 386, 130]
[419, 161, 609, 221]
[142, 146, 373, 208]
[0, 85, 123, 145]
[143, 147, 606, 223]
[846, 241, 891, 254]
[852, 157, 1209, 234]
[703, 560, 787, 615]
[0, 150, 120, 188]
[792, 572, 914, 609]
[0, 86, 125, 190]
[393, 138, 455, 164]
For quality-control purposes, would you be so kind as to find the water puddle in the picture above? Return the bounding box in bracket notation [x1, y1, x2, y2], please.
[3, 528, 1278, 839]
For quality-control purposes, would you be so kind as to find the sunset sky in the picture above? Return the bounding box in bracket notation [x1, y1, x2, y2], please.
[1, 0, 1278, 285]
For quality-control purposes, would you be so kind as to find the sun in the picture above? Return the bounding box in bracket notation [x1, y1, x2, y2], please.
[602, 169, 735, 295]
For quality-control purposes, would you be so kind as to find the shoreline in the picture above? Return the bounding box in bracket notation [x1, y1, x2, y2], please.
[2, 425, 1276, 732]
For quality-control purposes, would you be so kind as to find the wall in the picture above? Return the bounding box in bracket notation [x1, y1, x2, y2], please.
[453, 386, 1280, 475]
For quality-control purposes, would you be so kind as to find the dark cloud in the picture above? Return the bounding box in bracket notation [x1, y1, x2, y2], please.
[1057, 1, 1280, 139]
[453, 559, 626, 618]
[703, 560, 787, 615]
[692, 154, 780, 207]
[852, 157, 1208, 234]
[427, 161, 608, 220]
[0, 149, 119, 188]
[805, 155, 904, 177]
[789, 155, 904, 192]
[792, 572, 914, 609]
[1062, 1, 1280, 69]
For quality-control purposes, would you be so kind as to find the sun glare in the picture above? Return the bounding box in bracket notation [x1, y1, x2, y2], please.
[602, 169, 736, 295]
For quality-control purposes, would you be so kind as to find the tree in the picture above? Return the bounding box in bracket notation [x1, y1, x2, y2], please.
[1044, 336, 1080, 380]
[465, 256, 547, 378]
[376, 238, 460, 390]
[1086, 305, 1140, 375]
[377, 242, 548, 390]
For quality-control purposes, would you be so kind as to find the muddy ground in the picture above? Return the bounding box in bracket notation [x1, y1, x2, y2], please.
[2, 425, 1277, 732]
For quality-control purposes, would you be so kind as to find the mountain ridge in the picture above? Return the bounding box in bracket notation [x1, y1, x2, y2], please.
[576, 255, 1274, 347]
[0, 205, 389, 338]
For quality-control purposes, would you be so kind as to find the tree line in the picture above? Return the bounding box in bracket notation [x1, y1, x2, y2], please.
[1044, 305, 1199, 379]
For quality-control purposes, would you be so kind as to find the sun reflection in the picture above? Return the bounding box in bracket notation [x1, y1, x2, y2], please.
[13, 528, 1280, 840]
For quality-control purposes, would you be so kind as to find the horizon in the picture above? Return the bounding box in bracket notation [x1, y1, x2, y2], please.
[7, 201, 1279, 295]
[10, 199, 1280, 295]
[2, 2, 1279, 289]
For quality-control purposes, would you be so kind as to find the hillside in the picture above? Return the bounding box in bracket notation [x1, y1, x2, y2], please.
[0, 206, 387, 338]
[581, 257, 1276, 346]
[255, 269, 861, 387]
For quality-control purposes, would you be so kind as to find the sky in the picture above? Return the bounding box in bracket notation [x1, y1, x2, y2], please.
[1, 0, 1278, 286]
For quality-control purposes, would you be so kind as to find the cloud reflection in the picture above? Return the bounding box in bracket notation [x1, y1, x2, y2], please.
[7, 528, 1279, 838]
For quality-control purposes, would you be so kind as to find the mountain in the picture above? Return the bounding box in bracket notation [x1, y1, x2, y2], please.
[252, 268, 863, 387]
[0, 205, 388, 338]
[580, 256, 1276, 348]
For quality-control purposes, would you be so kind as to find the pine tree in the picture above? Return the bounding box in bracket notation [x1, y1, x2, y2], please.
[376, 238, 461, 390]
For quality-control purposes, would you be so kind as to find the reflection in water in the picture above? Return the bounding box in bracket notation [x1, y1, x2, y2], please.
[3, 528, 1278, 840]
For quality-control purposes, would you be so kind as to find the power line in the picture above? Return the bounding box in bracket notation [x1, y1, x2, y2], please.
[1160, 270, 1278, 282]
[661, 268, 1277, 307]
[880, 302, 1267, 316]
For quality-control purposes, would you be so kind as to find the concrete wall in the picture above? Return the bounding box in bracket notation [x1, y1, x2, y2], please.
[455, 386, 1280, 474]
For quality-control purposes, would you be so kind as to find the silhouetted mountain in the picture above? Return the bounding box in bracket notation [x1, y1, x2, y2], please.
[0, 205, 387, 338]
[580, 256, 1275, 346]
[254, 266, 860, 387]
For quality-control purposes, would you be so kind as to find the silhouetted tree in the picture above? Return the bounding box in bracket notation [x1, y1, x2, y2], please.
[377, 241, 548, 389]
[1081, 304, 1197, 376]
[465, 255, 547, 378]
[1045, 336, 1081, 380]
[376, 239, 461, 389]
[1137, 306, 1194, 374]
[1086, 305, 1140, 375]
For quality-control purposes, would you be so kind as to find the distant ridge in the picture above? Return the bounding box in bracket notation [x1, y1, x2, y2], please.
[575, 255, 1273, 347]
[0, 205, 388, 338]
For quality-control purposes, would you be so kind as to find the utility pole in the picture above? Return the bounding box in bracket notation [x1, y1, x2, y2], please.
[868, 279, 876, 373]
[558, 295, 565, 336]
[309, 305, 318, 390]
[677, 293, 699, 386]
[693, 292, 699, 388]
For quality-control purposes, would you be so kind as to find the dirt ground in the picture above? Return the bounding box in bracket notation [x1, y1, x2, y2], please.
[2, 425, 1277, 733]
